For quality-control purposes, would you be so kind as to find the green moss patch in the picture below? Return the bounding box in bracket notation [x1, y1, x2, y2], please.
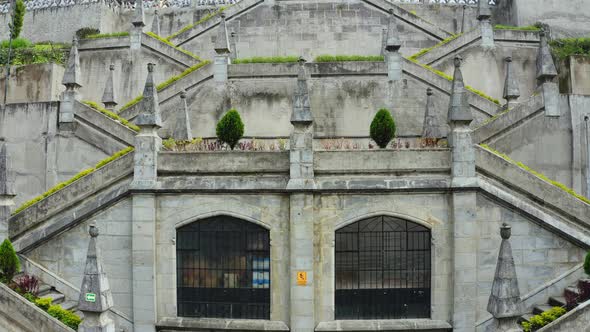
[166, 6, 230, 41]
[315, 55, 384, 62]
[480, 144, 590, 205]
[84, 32, 129, 39]
[12, 147, 134, 216]
[83, 101, 140, 132]
[494, 24, 541, 31]
[119, 61, 210, 112]
[550, 38, 590, 60]
[145, 31, 201, 60]
[233, 56, 299, 64]
[409, 33, 463, 60]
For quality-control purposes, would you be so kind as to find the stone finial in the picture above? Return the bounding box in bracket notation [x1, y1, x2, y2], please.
[78, 225, 114, 313]
[175, 90, 193, 141]
[151, 9, 161, 36]
[291, 57, 313, 124]
[136, 63, 162, 128]
[132, 0, 145, 27]
[477, 0, 492, 20]
[448, 56, 472, 124]
[422, 88, 442, 139]
[214, 12, 230, 54]
[385, 9, 401, 52]
[102, 64, 117, 110]
[0, 139, 14, 196]
[503, 57, 520, 107]
[536, 31, 557, 82]
[487, 223, 524, 321]
[62, 36, 82, 90]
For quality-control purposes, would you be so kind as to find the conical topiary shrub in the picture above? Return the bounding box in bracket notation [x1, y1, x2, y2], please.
[0, 239, 20, 283]
[216, 108, 244, 150]
[370, 108, 396, 148]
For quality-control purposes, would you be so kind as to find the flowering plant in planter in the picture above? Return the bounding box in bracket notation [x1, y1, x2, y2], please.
[580, 251, 590, 302]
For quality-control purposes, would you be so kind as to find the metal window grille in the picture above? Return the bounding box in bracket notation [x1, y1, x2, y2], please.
[335, 216, 431, 319]
[176, 216, 270, 319]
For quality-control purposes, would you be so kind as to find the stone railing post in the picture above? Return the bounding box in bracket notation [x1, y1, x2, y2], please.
[78, 225, 116, 332]
[477, 0, 494, 48]
[0, 139, 15, 242]
[536, 31, 560, 117]
[214, 13, 231, 83]
[130, 0, 145, 50]
[102, 64, 117, 111]
[448, 56, 478, 332]
[130, 63, 162, 332]
[503, 56, 520, 109]
[288, 57, 316, 332]
[60, 36, 82, 131]
[385, 9, 402, 82]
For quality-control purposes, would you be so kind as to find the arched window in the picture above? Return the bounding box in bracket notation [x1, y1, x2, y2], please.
[335, 216, 431, 319]
[176, 216, 270, 319]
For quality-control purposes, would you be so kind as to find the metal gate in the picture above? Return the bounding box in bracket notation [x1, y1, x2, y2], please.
[176, 216, 270, 319]
[335, 216, 431, 319]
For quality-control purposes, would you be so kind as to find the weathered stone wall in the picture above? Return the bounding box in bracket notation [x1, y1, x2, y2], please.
[0, 64, 64, 103]
[513, 0, 590, 37]
[397, 3, 479, 35]
[558, 55, 590, 95]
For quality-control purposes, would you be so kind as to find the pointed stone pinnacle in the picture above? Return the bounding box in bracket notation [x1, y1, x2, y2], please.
[62, 36, 82, 90]
[214, 12, 231, 54]
[422, 88, 442, 139]
[136, 63, 162, 128]
[503, 57, 520, 105]
[477, 0, 492, 20]
[175, 90, 193, 141]
[536, 31, 557, 82]
[132, 0, 145, 27]
[385, 9, 401, 52]
[291, 57, 313, 124]
[102, 64, 117, 110]
[448, 56, 472, 124]
[78, 224, 114, 313]
[0, 139, 14, 196]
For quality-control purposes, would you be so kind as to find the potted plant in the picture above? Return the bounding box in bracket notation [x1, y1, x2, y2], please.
[579, 251, 590, 302]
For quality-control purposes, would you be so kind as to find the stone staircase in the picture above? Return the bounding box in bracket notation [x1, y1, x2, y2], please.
[13, 272, 84, 319]
[518, 280, 581, 325]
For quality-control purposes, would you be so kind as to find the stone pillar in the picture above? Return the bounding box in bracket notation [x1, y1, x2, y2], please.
[422, 88, 443, 141]
[477, 0, 494, 48]
[536, 31, 560, 117]
[214, 13, 231, 83]
[502, 57, 520, 109]
[380, 28, 387, 57]
[385, 9, 402, 82]
[60, 36, 82, 131]
[448, 56, 478, 332]
[486, 223, 524, 332]
[229, 29, 237, 62]
[78, 225, 116, 332]
[151, 10, 161, 36]
[130, 0, 145, 50]
[0, 139, 15, 242]
[102, 64, 117, 112]
[175, 90, 193, 141]
[131, 63, 162, 332]
[288, 57, 315, 332]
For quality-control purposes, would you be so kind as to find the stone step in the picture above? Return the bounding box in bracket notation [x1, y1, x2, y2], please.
[37, 283, 52, 296]
[59, 300, 78, 311]
[518, 313, 534, 324]
[549, 296, 566, 307]
[533, 304, 554, 315]
[44, 292, 65, 304]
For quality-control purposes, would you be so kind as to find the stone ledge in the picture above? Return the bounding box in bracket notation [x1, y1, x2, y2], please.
[78, 36, 130, 50]
[157, 317, 289, 331]
[316, 319, 452, 331]
[158, 151, 290, 174]
[493, 29, 540, 43]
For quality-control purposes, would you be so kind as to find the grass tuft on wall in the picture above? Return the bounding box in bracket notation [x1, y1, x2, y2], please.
[83, 32, 129, 39]
[83, 101, 140, 132]
[550, 38, 590, 60]
[233, 56, 299, 64]
[493, 24, 541, 31]
[409, 33, 463, 60]
[145, 31, 202, 60]
[166, 6, 230, 41]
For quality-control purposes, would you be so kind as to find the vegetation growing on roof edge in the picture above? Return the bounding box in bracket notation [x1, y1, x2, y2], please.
[166, 5, 230, 41]
[119, 61, 210, 112]
[493, 24, 541, 31]
[233, 56, 299, 64]
[479, 144, 590, 205]
[315, 55, 384, 62]
[409, 33, 463, 60]
[12, 147, 134, 216]
[83, 101, 140, 132]
[550, 38, 590, 60]
[83, 32, 129, 39]
[145, 31, 202, 60]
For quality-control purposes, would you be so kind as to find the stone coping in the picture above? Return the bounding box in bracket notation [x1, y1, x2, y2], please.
[475, 146, 590, 229]
[78, 36, 130, 50]
[0, 281, 74, 332]
[158, 151, 290, 174]
[316, 319, 452, 331]
[9, 152, 134, 239]
[229, 62, 386, 78]
[157, 317, 289, 331]
[493, 29, 540, 43]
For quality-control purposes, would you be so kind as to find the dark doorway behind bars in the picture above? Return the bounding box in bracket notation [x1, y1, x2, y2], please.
[335, 216, 431, 319]
[176, 216, 270, 319]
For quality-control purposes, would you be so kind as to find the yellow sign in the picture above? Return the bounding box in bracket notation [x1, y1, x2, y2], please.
[297, 271, 307, 285]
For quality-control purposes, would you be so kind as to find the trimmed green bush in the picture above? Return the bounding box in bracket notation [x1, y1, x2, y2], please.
[76, 27, 100, 39]
[10, 0, 25, 40]
[521, 306, 566, 332]
[216, 109, 244, 149]
[47, 305, 82, 330]
[34, 297, 52, 311]
[0, 239, 20, 283]
[585, 251, 590, 276]
[370, 109, 396, 149]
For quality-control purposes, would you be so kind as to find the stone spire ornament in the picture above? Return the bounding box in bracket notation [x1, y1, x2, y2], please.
[229, 29, 237, 61]
[422, 88, 442, 140]
[175, 90, 193, 141]
[214, 12, 231, 54]
[60, 36, 82, 130]
[77, 225, 115, 332]
[62, 36, 82, 90]
[291, 57, 313, 124]
[536, 31, 558, 83]
[502, 57, 520, 109]
[385, 9, 401, 52]
[102, 64, 117, 111]
[151, 9, 161, 36]
[136, 63, 162, 128]
[486, 223, 524, 332]
[131, 0, 145, 28]
[448, 56, 472, 124]
[0, 139, 15, 242]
